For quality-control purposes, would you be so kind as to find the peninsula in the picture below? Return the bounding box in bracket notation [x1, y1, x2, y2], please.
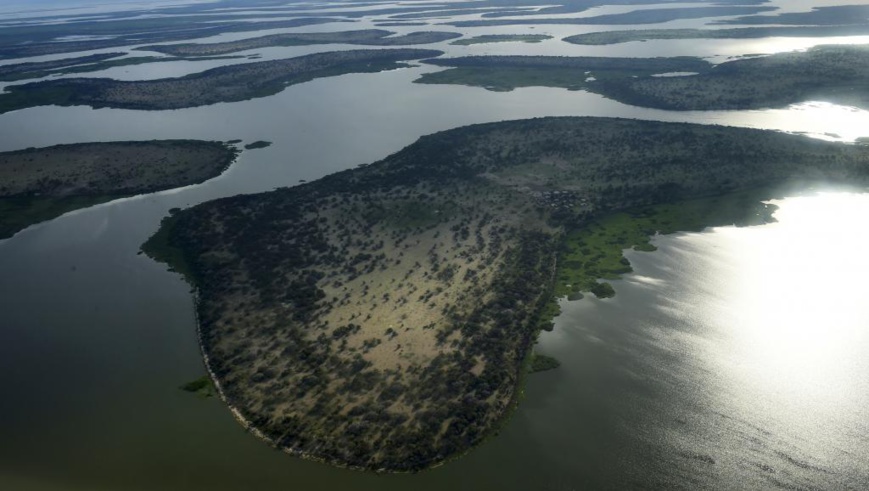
[416, 45, 869, 110]
[0, 140, 238, 239]
[0, 49, 443, 114]
[143, 117, 869, 472]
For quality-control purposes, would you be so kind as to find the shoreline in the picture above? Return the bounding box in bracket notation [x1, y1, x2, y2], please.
[0, 140, 240, 240]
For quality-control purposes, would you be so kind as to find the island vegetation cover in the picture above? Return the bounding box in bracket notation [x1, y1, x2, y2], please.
[144, 117, 869, 471]
[0, 140, 237, 239]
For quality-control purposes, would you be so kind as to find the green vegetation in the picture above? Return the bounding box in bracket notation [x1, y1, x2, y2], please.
[554, 190, 778, 298]
[450, 34, 552, 46]
[529, 354, 560, 373]
[0, 49, 443, 114]
[564, 25, 869, 45]
[0, 140, 237, 240]
[141, 213, 199, 283]
[244, 141, 272, 150]
[143, 117, 869, 472]
[180, 376, 216, 398]
[590, 282, 615, 299]
[417, 45, 869, 110]
[137, 30, 461, 57]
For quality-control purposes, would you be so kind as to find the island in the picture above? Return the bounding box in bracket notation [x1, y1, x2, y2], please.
[0, 53, 247, 82]
[136, 30, 461, 57]
[0, 140, 238, 240]
[244, 141, 272, 150]
[416, 55, 712, 92]
[0, 18, 345, 60]
[143, 117, 869, 472]
[445, 5, 775, 27]
[563, 25, 869, 45]
[0, 49, 443, 114]
[450, 35, 552, 46]
[415, 45, 869, 110]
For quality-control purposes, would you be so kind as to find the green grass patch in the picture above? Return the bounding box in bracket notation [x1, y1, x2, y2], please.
[180, 375, 216, 398]
[555, 189, 778, 298]
[141, 212, 199, 284]
[528, 353, 561, 373]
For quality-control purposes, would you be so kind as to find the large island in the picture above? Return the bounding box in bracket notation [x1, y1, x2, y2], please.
[143, 117, 869, 472]
[417, 45, 869, 110]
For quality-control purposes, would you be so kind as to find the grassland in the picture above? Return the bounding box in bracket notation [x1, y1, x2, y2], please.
[529, 354, 560, 373]
[143, 117, 869, 472]
[553, 190, 778, 298]
[181, 375, 217, 398]
[0, 140, 238, 239]
[0, 49, 442, 114]
[416, 45, 869, 110]
[564, 25, 869, 45]
[450, 35, 552, 46]
[137, 30, 461, 57]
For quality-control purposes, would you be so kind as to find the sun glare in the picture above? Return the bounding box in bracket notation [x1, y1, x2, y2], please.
[708, 193, 869, 407]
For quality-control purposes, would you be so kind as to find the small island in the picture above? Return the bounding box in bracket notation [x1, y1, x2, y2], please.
[0, 49, 443, 114]
[244, 141, 273, 150]
[136, 30, 461, 57]
[0, 53, 124, 82]
[416, 45, 869, 110]
[450, 34, 552, 46]
[143, 117, 869, 472]
[0, 140, 238, 239]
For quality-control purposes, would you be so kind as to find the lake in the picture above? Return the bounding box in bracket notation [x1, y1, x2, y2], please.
[1, 1, 868, 489]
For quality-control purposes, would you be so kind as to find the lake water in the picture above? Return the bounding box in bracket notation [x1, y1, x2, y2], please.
[1, 2, 869, 489]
